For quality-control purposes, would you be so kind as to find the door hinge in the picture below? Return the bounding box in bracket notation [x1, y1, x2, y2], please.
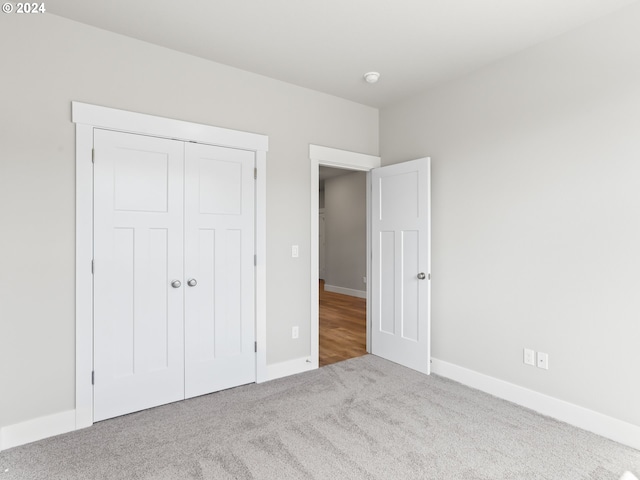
[91, 149, 95, 163]
[254, 167, 257, 179]
[254, 341, 257, 353]
[91, 259, 94, 274]
[254, 254, 257, 266]
[428, 273, 431, 280]
[91, 371, 95, 385]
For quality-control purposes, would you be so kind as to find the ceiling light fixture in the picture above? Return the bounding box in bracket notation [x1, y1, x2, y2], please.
[363, 72, 380, 84]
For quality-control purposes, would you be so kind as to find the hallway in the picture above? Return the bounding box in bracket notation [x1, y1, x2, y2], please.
[319, 280, 367, 367]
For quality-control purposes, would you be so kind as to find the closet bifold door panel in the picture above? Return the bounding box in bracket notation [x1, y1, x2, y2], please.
[93, 129, 256, 422]
[183, 143, 256, 399]
[93, 130, 186, 422]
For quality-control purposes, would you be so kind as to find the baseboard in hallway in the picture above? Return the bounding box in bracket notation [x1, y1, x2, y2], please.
[323, 284, 366, 299]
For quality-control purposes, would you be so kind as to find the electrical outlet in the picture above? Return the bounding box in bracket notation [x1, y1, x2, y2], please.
[537, 352, 549, 370]
[292, 326, 299, 339]
[523, 348, 535, 366]
[291, 245, 299, 258]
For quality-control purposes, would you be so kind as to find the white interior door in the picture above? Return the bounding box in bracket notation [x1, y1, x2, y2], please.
[93, 129, 185, 421]
[184, 143, 256, 398]
[371, 158, 431, 374]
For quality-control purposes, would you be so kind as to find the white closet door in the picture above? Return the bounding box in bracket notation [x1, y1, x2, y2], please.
[93, 129, 185, 422]
[183, 143, 256, 398]
[371, 158, 431, 374]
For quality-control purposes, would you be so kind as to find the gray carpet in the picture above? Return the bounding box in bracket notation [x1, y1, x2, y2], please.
[1, 355, 638, 479]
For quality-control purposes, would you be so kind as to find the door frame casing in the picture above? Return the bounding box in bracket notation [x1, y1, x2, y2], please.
[318, 209, 325, 279]
[309, 145, 380, 367]
[73, 102, 268, 430]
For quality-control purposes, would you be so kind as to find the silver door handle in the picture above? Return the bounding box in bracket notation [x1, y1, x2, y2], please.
[417, 272, 426, 280]
[187, 278, 198, 287]
[171, 280, 182, 288]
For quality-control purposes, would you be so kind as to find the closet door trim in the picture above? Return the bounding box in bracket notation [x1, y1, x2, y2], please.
[73, 102, 269, 430]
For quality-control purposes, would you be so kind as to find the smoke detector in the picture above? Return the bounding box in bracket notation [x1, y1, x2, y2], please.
[363, 72, 380, 84]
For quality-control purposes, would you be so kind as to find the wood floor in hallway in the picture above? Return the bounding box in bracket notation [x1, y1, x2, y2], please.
[319, 280, 367, 367]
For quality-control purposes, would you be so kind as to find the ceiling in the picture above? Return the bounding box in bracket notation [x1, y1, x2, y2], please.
[49, 0, 638, 108]
[319, 166, 356, 183]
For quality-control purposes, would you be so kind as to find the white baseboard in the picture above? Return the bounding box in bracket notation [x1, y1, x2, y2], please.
[266, 356, 317, 381]
[431, 358, 640, 451]
[324, 284, 366, 299]
[0, 409, 76, 451]
[6, 361, 636, 453]
[2, 358, 317, 450]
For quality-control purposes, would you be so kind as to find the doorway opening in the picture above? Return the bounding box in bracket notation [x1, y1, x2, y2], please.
[309, 145, 381, 369]
[319, 167, 367, 366]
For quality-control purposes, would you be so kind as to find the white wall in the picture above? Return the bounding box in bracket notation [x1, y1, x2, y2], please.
[324, 171, 367, 293]
[0, 14, 378, 429]
[380, 2, 640, 427]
